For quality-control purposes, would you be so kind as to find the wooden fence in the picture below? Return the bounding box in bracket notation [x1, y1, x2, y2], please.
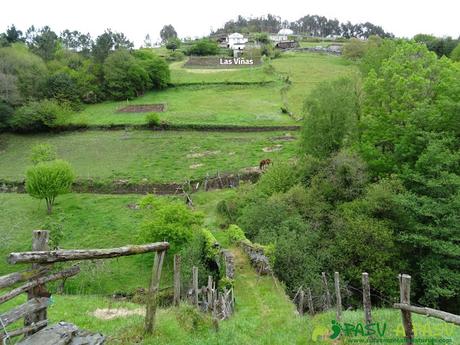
[0, 230, 169, 343]
[172, 252, 235, 323]
[294, 271, 460, 344]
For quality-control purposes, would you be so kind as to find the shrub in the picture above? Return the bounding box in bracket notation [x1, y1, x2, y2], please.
[343, 38, 368, 60]
[165, 38, 181, 51]
[257, 162, 300, 196]
[201, 228, 219, 260]
[227, 224, 246, 243]
[187, 40, 219, 56]
[45, 72, 80, 106]
[139, 197, 204, 253]
[30, 143, 57, 164]
[103, 50, 150, 100]
[25, 159, 75, 214]
[0, 101, 14, 130]
[166, 50, 185, 62]
[10, 100, 69, 131]
[450, 43, 460, 62]
[145, 113, 160, 127]
[133, 50, 170, 89]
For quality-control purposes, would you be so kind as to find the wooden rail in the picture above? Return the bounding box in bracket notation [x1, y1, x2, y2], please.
[8, 242, 170, 264]
[393, 303, 460, 326]
[1, 230, 169, 342]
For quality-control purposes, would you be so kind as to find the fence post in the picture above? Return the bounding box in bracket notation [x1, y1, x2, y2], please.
[173, 255, 181, 307]
[192, 266, 199, 307]
[144, 250, 166, 334]
[334, 272, 342, 321]
[306, 288, 314, 315]
[25, 230, 50, 333]
[321, 272, 331, 310]
[362, 272, 372, 325]
[299, 289, 304, 316]
[399, 274, 414, 345]
[207, 276, 213, 310]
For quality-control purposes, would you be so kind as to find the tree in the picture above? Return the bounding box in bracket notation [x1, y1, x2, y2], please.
[301, 77, 361, 158]
[132, 49, 170, 89]
[45, 72, 80, 105]
[27, 26, 59, 61]
[103, 50, 150, 99]
[25, 159, 75, 214]
[160, 25, 177, 43]
[5, 25, 23, 43]
[92, 29, 133, 63]
[165, 38, 181, 51]
[451, 42, 460, 62]
[187, 39, 219, 56]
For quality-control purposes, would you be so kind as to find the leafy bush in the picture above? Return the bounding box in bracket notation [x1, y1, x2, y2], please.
[103, 50, 150, 100]
[343, 38, 368, 60]
[257, 162, 300, 196]
[0, 101, 14, 130]
[227, 224, 246, 243]
[301, 76, 361, 158]
[25, 159, 75, 214]
[166, 50, 185, 62]
[165, 38, 181, 51]
[201, 228, 219, 260]
[187, 40, 219, 56]
[30, 143, 57, 164]
[145, 113, 160, 127]
[450, 43, 460, 62]
[133, 50, 170, 89]
[10, 100, 69, 131]
[139, 196, 204, 253]
[45, 72, 80, 106]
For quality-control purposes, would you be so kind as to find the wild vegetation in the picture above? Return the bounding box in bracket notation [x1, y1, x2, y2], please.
[0, 17, 459, 345]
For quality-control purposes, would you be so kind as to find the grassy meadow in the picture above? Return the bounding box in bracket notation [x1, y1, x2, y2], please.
[0, 130, 298, 183]
[271, 52, 355, 116]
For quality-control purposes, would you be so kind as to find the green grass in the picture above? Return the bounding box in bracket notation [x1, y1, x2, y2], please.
[68, 84, 293, 127]
[0, 130, 298, 183]
[271, 52, 355, 117]
[170, 61, 276, 85]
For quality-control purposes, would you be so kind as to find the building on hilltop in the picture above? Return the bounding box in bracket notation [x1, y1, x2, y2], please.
[227, 33, 248, 50]
[270, 28, 294, 43]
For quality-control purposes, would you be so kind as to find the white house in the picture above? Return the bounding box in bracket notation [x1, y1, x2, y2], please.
[227, 32, 248, 50]
[270, 28, 294, 43]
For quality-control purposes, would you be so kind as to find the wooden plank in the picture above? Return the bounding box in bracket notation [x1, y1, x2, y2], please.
[299, 289, 304, 316]
[8, 242, 170, 264]
[393, 303, 460, 326]
[334, 272, 342, 321]
[0, 298, 49, 327]
[306, 288, 314, 315]
[2, 320, 48, 339]
[193, 266, 199, 307]
[0, 267, 49, 289]
[362, 272, 372, 325]
[26, 230, 50, 333]
[207, 276, 213, 310]
[0, 266, 80, 305]
[173, 254, 181, 307]
[399, 274, 414, 344]
[321, 272, 331, 310]
[144, 250, 166, 334]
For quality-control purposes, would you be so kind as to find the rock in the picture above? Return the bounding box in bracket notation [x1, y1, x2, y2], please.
[17, 322, 105, 345]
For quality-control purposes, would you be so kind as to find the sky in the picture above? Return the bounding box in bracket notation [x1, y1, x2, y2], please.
[1, 0, 459, 47]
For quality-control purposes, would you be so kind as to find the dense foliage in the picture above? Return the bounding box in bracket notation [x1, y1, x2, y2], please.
[187, 39, 219, 56]
[0, 25, 170, 131]
[218, 40, 460, 311]
[25, 159, 75, 214]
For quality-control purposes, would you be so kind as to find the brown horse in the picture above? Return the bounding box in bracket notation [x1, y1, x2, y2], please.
[259, 159, 272, 171]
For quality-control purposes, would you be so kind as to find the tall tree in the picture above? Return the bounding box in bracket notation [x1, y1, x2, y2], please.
[160, 25, 177, 42]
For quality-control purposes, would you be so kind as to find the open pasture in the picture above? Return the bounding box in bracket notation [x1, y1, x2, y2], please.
[0, 130, 298, 183]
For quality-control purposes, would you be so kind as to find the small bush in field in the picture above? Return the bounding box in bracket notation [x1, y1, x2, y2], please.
[227, 224, 246, 243]
[145, 112, 160, 127]
[25, 159, 75, 214]
[30, 143, 57, 165]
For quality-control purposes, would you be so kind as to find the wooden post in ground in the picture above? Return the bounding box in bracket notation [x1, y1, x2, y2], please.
[192, 266, 199, 307]
[207, 276, 213, 311]
[321, 272, 331, 310]
[334, 272, 342, 321]
[362, 272, 372, 325]
[399, 274, 414, 345]
[144, 250, 166, 334]
[299, 289, 305, 316]
[306, 288, 314, 315]
[173, 255, 181, 306]
[25, 230, 50, 333]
